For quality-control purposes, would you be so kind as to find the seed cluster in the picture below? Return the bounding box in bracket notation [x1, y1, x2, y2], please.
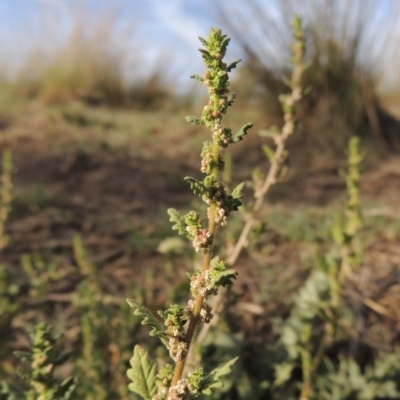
[186, 299, 213, 324]
[162, 306, 189, 362]
[167, 379, 190, 400]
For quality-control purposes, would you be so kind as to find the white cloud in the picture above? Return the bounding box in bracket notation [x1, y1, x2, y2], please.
[148, 0, 205, 49]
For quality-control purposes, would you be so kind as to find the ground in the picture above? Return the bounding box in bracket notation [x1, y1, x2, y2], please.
[1, 101, 400, 394]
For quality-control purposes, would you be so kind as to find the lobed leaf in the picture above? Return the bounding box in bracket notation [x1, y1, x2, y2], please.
[127, 345, 158, 400]
[210, 257, 238, 287]
[184, 176, 207, 197]
[198, 36, 208, 47]
[190, 75, 205, 86]
[126, 299, 168, 346]
[200, 357, 238, 395]
[167, 208, 187, 236]
[185, 115, 204, 126]
[233, 123, 253, 143]
[226, 59, 241, 72]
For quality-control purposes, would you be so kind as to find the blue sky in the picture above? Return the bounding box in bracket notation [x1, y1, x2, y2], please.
[0, 0, 399, 92]
[0, 0, 228, 88]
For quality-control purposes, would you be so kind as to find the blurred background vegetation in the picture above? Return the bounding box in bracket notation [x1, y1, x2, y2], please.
[1, 0, 400, 398]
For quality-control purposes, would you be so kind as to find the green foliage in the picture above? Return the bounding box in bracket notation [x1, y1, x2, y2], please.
[72, 234, 138, 399]
[233, 123, 253, 143]
[127, 346, 158, 400]
[126, 299, 168, 346]
[200, 357, 239, 396]
[21, 254, 66, 300]
[15, 322, 77, 399]
[209, 257, 238, 288]
[315, 354, 400, 399]
[268, 136, 398, 399]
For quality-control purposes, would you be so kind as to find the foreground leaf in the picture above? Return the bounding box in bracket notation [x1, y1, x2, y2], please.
[127, 345, 158, 400]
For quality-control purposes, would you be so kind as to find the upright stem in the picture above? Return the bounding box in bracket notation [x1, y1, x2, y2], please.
[171, 82, 222, 386]
[171, 206, 217, 385]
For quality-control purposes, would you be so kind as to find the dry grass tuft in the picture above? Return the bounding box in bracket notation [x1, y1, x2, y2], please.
[217, 0, 400, 161]
[0, 2, 175, 109]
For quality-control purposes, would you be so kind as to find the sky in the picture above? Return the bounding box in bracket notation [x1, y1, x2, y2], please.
[0, 0, 229, 89]
[0, 0, 399, 92]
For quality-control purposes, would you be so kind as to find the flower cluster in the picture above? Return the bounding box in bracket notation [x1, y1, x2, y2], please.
[190, 269, 217, 298]
[153, 364, 173, 400]
[184, 211, 211, 252]
[166, 367, 206, 400]
[167, 379, 191, 400]
[186, 299, 213, 324]
[191, 228, 211, 253]
[207, 181, 243, 226]
[201, 141, 224, 174]
[160, 305, 188, 362]
[189, 258, 237, 300]
[169, 338, 188, 363]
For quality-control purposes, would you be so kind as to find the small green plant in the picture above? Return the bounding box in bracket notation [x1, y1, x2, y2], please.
[14, 322, 77, 399]
[73, 234, 141, 399]
[21, 254, 67, 302]
[272, 136, 400, 399]
[73, 235, 121, 399]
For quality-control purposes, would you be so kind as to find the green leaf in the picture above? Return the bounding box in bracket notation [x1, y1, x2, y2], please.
[126, 299, 168, 346]
[157, 237, 186, 255]
[184, 176, 207, 197]
[231, 182, 244, 200]
[198, 36, 208, 47]
[200, 357, 238, 395]
[127, 345, 158, 400]
[274, 362, 295, 386]
[219, 36, 231, 55]
[199, 48, 212, 63]
[185, 115, 203, 126]
[258, 126, 279, 139]
[190, 74, 205, 85]
[226, 59, 241, 72]
[295, 270, 330, 320]
[233, 123, 253, 143]
[58, 377, 78, 400]
[227, 93, 236, 106]
[167, 208, 186, 236]
[262, 144, 276, 162]
[210, 257, 238, 287]
[212, 268, 238, 287]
